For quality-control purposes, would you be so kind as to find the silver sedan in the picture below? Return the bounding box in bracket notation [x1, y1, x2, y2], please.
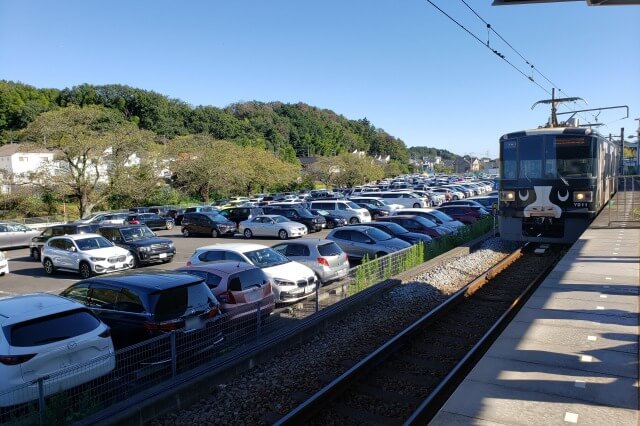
[240, 215, 308, 240]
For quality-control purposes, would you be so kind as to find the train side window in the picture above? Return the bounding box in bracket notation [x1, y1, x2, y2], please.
[544, 137, 557, 178]
[501, 139, 517, 179]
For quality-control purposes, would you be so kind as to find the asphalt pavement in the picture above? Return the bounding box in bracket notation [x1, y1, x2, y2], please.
[0, 228, 332, 298]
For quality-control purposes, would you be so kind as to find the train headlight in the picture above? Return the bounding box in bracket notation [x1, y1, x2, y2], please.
[573, 191, 593, 202]
[500, 191, 515, 202]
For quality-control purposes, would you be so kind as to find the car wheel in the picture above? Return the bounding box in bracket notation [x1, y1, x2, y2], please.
[413, 203, 421, 208]
[131, 253, 141, 268]
[211, 228, 220, 238]
[31, 247, 41, 261]
[372, 213, 381, 220]
[43, 258, 55, 275]
[278, 229, 288, 240]
[79, 262, 93, 279]
[243, 229, 253, 239]
[326, 221, 335, 229]
[166, 221, 174, 230]
[453, 195, 459, 200]
[182, 228, 190, 237]
[349, 217, 359, 224]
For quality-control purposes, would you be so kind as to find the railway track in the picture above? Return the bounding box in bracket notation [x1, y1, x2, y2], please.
[273, 244, 564, 426]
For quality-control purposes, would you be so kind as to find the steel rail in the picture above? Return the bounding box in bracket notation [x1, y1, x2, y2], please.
[274, 245, 529, 426]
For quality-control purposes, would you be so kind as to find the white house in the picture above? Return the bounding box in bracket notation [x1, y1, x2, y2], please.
[0, 144, 56, 193]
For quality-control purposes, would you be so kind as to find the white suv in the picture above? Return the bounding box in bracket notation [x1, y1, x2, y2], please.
[186, 243, 317, 303]
[42, 234, 134, 279]
[0, 293, 115, 407]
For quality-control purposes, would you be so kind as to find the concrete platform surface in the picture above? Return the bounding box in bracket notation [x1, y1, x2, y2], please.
[430, 221, 639, 426]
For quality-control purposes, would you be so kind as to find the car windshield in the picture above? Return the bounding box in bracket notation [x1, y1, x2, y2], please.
[345, 201, 361, 209]
[429, 210, 455, 222]
[120, 226, 156, 241]
[381, 222, 408, 234]
[75, 236, 114, 251]
[272, 216, 290, 223]
[244, 248, 290, 267]
[412, 216, 438, 228]
[203, 213, 227, 222]
[363, 227, 394, 241]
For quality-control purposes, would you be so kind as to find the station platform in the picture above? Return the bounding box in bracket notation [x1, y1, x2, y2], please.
[430, 203, 639, 425]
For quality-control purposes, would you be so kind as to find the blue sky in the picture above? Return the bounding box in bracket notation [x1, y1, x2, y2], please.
[1, 1, 638, 159]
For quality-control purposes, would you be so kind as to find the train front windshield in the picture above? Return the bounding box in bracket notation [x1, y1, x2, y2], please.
[501, 135, 596, 180]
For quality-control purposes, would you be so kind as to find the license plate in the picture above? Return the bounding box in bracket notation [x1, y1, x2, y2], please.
[159, 253, 167, 259]
[185, 317, 202, 331]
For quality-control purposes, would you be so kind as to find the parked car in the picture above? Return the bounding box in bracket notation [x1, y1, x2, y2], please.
[261, 206, 325, 232]
[353, 202, 390, 221]
[240, 215, 308, 240]
[97, 225, 176, 267]
[357, 191, 428, 208]
[186, 243, 317, 303]
[392, 208, 466, 232]
[308, 200, 371, 224]
[271, 239, 350, 284]
[181, 212, 237, 238]
[218, 207, 264, 227]
[167, 208, 185, 225]
[176, 262, 275, 322]
[75, 213, 128, 226]
[440, 199, 491, 212]
[468, 195, 499, 212]
[41, 234, 135, 279]
[29, 223, 100, 261]
[382, 215, 451, 239]
[326, 226, 411, 261]
[126, 213, 175, 230]
[348, 197, 403, 213]
[0, 251, 8, 276]
[0, 222, 41, 250]
[128, 207, 151, 214]
[355, 222, 433, 246]
[0, 293, 115, 407]
[308, 208, 348, 229]
[60, 271, 223, 350]
[435, 205, 484, 224]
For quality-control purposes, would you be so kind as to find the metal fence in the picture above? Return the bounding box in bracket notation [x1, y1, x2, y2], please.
[0, 218, 495, 425]
[608, 175, 640, 227]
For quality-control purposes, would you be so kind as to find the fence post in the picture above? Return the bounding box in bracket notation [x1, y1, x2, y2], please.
[256, 302, 262, 340]
[170, 331, 177, 378]
[315, 280, 319, 313]
[37, 377, 46, 426]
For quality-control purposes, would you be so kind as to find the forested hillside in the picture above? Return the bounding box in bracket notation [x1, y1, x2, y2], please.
[407, 146, 457, 161]
[0, 81, 408, 163]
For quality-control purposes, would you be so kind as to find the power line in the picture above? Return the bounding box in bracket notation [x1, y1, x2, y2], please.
[457, 0, 599, 126]
[425, 0, 552, 95]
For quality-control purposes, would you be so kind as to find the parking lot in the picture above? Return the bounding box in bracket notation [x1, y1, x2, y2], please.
[1, 228, 332, 297]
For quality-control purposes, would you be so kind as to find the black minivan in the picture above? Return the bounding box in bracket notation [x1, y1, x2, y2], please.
[60, 271, 223, 349]
[181, 212, 237, 238]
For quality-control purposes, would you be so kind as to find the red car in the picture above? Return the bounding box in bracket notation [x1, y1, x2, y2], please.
[435, 205, 483, 224]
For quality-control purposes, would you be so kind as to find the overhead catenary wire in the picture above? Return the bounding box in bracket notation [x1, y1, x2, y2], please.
[456, 0, 600, 127]
[424, 0, 552, 96]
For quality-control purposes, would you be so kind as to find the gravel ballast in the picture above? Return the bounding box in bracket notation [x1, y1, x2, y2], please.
[151, 238, 518, 425]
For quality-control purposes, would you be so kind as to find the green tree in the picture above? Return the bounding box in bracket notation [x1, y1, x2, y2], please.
[304, 156, 342, 189]
[333, 153, 384, 188]
[21, 105, 154, 217]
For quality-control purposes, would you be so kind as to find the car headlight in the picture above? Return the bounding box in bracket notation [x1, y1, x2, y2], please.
[168, 242, 175, 248]
[500, 191, 515, 201]
[273, 278, 296, 286]
[138, 246, 150, 252]
[573, 191, 593, 202]
[379, 211, 389, 216]
[90, 257, 106, 261]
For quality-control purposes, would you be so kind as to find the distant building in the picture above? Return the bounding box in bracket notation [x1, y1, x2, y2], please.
[0, 144, 55, 193]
